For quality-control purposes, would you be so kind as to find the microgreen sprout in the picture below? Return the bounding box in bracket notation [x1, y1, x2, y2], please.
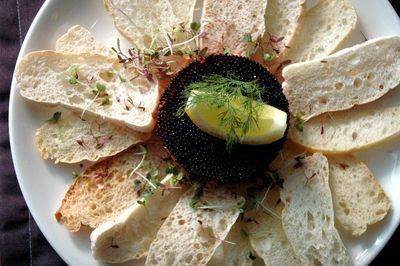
[112, 22, 206, 80]
[47, 112, 62, 123]
[245, 250, 257, 260]
[128, 145, 148, 179]
[295, 112, 305, 132]
[72, 171, 80, 179]
[189, 182, 203, 208]
[240, 229, 249, 238]
[263, 51, 277, 62]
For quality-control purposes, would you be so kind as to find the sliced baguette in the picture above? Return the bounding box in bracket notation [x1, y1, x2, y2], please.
[282, 36, 400, 120]
[200, 0, 268, 56]
[279, 153, 352, 265]
[207, 221, 253, 266]
[90, 175, 187, 263]
[328, 155, 391, 236]
[17, 51, 158, 132]
[289, 106, 400, 153]
[246, 187, 301, 266]
[35, 110, 150, 164]
[145, 187, 243, 266]
[55, 137, 170, 232]
[279, 0, 357, 64]
[264, 0, 306, 55]
[104, 0, 196, 48]
[55, 25, 114, 57]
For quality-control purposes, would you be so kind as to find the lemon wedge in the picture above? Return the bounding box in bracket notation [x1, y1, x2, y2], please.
[185, 90, 287, 145]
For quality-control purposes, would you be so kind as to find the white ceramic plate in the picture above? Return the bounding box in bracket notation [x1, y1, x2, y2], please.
[9, 0, 400, 265]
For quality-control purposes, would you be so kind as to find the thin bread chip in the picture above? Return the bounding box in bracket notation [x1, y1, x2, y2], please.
[55, 137, 170, 232]
[282, 36, 400, 120]
[104, 0, 196, 48]
[90, 175, 187, 263]
[208, 221, 253, 266]
[328, 155, 391, 236]
[55, 25, 114, 57]
[35, 110, 150, 163]
[279, 0, 357, 64]
[200, 0, 268, 56]
[17, 51, 158, 132]
[289, 106, 400, 153]
[279, 153, 352, 265]
[246, 187, 301, 266]
[145, 187, 243, 266]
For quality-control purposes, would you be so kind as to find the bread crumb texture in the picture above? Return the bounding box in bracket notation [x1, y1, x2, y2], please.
[280, 0, 356, 63]
[90, 175, 187, 263]
[17, 51, 158, 132]
[201, 0, 267, 56]
[279, 153, 352, 266]
[55, 137, 170, 232]
[145, 187, 243, 266]
[283, 36, 400, 120]
[328, 155, 391, 236]
[289, 106, 400, 153]
[36, 110, 150, 163]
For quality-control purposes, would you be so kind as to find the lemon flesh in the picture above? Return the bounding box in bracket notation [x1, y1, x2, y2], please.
[185, 90, 287, 145]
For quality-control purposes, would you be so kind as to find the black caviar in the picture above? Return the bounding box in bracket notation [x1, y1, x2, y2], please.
[156, 55, 289, 183]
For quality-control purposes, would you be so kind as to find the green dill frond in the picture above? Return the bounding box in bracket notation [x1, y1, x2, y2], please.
[176, 74, 267, 152]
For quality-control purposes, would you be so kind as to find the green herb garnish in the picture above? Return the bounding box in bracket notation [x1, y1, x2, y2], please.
[190, 22, 201, 32]
[223, 48, 231, 55]
[47, 112, 62, 123]
[134, 179, 142, 191]
[72, 171, 80, 179]
[101, 97, 110, 106]
[65, 65, 79, 85]
[263, 51, 277, 61]
[240, 229, 249, 238]
[295, 112, 304, 132]
[242, 33, 253, 43]
[189, 183, 204, 209]
[265, 170, 284, 188]
[245, 250, 257, 260]
[96, 82, 107, 93]
[166, 163, 185, 186]
[176, 74, 266, 152]
[118, 73, 126, 83]
[113, 22, 205, 80]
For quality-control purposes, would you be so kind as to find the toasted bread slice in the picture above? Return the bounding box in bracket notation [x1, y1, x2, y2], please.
[279, 0, 357, 64]
[90, 175, 187, 263]
[208, 221, 253, 266]
[246, 187, 301, 266]
[35, 110, 150, 164]
[145, 187, 243, 266]
[328, 155, 391, 236]
[289, 106, 400, 153]
[55, 25, 114, 57]
[55, 137, 170, 232]
[200, 0, 268, 56]
[104, 0, 196, 48]
[17, 51, 158, 132]
[282, 36, 400, 120]
[279, 153, 352, 265]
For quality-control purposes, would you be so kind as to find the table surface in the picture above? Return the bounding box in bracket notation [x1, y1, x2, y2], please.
[1, 0, 399, 265]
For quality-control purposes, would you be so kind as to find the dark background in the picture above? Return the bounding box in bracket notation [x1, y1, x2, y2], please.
[1, 0, 399, 265]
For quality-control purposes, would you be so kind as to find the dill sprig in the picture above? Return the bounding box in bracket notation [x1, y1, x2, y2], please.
[176, 74, 267, 152]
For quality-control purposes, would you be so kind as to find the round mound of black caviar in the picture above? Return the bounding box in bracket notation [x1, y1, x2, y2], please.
[157, 55, 289, 183]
